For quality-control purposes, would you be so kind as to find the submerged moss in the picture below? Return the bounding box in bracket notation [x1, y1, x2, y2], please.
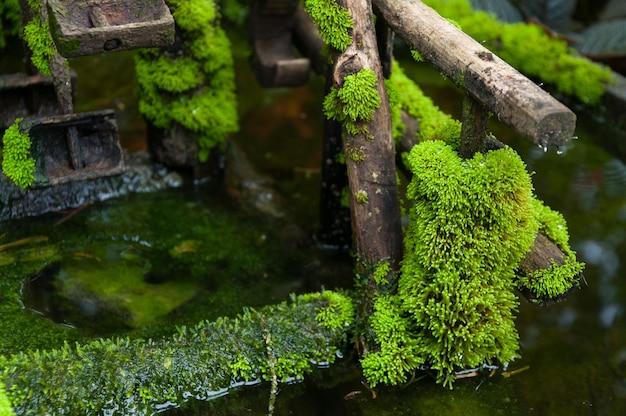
[135, 0, 238, 161]
[0, 291, 353, 414]
[304, 0, 353, 52]
[421, 0, 614, 104]
[323, 68, 381, 136]
[1, 118, 35, 189]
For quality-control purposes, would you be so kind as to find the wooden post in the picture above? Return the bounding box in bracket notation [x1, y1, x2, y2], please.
[458, 92, 490, 159]
[330, 0, 403, 271]
[373, 0, 576, 149]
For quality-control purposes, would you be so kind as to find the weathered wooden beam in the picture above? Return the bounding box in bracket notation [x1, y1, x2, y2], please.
[331, 0, 403, 269]
[373, 0, 577, 149]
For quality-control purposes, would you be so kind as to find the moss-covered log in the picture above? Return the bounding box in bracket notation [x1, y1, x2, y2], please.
[0, 291, 353, 415]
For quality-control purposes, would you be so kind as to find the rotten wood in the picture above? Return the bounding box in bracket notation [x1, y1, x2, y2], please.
[373, 0, 577, 149]
[331, 0, 403, 270]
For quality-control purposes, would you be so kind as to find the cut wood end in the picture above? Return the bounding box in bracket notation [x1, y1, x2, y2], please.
[535, 109, 577, 149]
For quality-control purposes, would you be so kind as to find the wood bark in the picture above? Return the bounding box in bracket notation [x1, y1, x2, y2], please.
[331, 0, 403, 270]
[373, 0, 576, 149]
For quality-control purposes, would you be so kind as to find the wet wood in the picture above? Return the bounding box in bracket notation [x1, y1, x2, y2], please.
[250, 0, 311, 87]
[293, 4, 326, 75]
[373, 0, 577, 148]
[517, 232, 582, 305]
[47, 0, 175, 57]
[19, 110, 124, 187]
[331, 0, 403, 269]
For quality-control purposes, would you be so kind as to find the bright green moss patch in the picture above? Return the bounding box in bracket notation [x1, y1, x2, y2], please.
[323, 68, 381, 136]
[23, 17, 55, 76]
[1, 291, 352, 414]
[135, 0, 238, 161]
[421, 0, 614, 104]
[514, 199, 584, 302]
[304, 0, 353, 52]
[362, 140, 584, 387]
[1, 118, 36, 189]
[363, 141, 540, 388]
[0, 381, 15, 416]
[388, 61, 461, 148]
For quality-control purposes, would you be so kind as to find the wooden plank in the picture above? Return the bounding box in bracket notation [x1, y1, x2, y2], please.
[373, 0, 577, 148]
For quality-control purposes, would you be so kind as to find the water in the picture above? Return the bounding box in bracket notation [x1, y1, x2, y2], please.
[1, 40, 626, 416]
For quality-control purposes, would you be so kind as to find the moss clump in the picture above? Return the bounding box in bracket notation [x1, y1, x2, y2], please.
[1, 118, 36, 189]
[0, 291, 352, 414]
[323, 68, 381, 135]
[22, 16, 55, 76]
[421, 0, 614, 104]
[0, 381, 15, 416]
[362, 141, 540, 388]
[304, 0, 353, 52]
[388, 60, 462, 148]
[0, 0, 21, 50]
[135, 0, 238, 161]
[514, 199, 584, 301]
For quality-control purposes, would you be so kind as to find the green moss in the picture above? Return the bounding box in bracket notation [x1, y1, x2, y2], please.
[135, 0, 238, 161]
[23, 17, 55, 76]
[363, 141, 541, 388]
[514, 199, 584, 301]
[389, 60, 461, 148]
[517, 257, 583, 300]
[304, 0, 353, 52]
[0, 381, 15, 416]
[1, 118, 36, 189]
[0, 0, 21, 50]
[323, 68, 381, 136]
[421, 0, 614, 104]
[0, 291, 352, 414]
[355, 189, 368, 204]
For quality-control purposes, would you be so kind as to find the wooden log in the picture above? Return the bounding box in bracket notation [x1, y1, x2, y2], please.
[373, 0, 577, 149]
[331, 0, 403, 269]
[517, 232, 582, 306]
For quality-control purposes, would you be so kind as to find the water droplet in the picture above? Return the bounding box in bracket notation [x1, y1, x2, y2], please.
[571, 135, 579, 140]
[556, 146, 564, 155]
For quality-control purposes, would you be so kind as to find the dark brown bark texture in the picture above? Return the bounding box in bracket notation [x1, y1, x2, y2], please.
[332, 0, 403, 270]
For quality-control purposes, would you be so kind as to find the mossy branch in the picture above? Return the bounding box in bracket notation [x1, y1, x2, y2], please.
[1, 291, 353, 414]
